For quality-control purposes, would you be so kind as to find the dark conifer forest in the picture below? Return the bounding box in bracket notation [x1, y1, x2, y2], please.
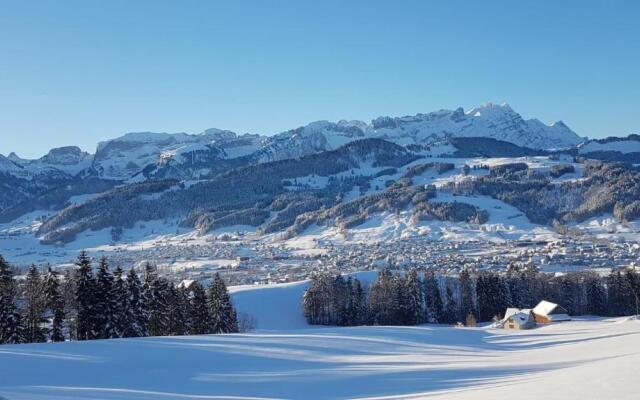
[303, 266, 640, 327]
[0, 252, 238, 345]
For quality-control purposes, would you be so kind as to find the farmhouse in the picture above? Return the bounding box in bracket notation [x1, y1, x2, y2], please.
[532, 300, 571, 323]
[500, 308, 537, 330]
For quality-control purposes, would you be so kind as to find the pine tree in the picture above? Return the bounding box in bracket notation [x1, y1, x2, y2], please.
[43, 267, 66, 342]
[342, 277, 367, 326]
[424, 270, 444, 323]
[176, 286, 193, 335]
[558, 274, 580, 316]
[475, 272, 489, 321]
[476, 271, 510, 322]
[23, 265, 47, 343]
[124, 268, 146, 337]
[586, 273, 607, 316]
[625, 270, 640, 316]
[332, 275, 349, 326]
[506, 264, 535, 308]
[497, 273, 513, 312]
[303, 273, 333, 325]
[143, 263, 171, 336]
[111, 266, 128, 338]
[61, 269, 78, 340]
[393, 272, 410, 325]
[404, 269, 425, 325]
[74, 251, 97, 341]
[0, 255, 23, 344]
[167, 283, 187, 336]
[458, 269, 476, 322]
[342, 277, 355, 326]
[442, 282, 458, 324]
[350, 277, 368, 325]
[95, 257, 117, 339]
[190, 282, 211, 334]
[207, 273, 238, 334]
[369, 269, 394, 325]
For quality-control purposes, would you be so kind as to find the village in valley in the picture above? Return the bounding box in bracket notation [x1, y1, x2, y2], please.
[68, 232, 639, 288]
[3, 208, 640, 288]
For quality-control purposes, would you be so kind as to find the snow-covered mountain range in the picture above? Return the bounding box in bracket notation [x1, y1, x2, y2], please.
[1, 103, 584, 182]
[6, 102, 640, 256]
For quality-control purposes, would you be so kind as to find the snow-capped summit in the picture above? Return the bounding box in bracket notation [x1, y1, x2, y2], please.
[468, 101, 512, 116]
[93, 132, 192, 179]
[367, 103, 584, 150]
[91, 103, 586, 179]
[6, 152, 24, 163]
[40, 146, 90, 166]
[0, 154, 23, 175]
[1, 145, 93, 178]
[199, 128, 238, 142]
[266, 103, 584, 156]
[1, 102, 586, 182]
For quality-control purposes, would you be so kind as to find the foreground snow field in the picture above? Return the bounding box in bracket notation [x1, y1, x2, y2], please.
[0, 317, 638, 400]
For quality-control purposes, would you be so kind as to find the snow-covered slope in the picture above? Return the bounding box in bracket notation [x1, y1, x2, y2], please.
[230, 271, 378, 330]
[577, 134, 640, 163]
[579, 134, 640, 154]
[0, 313, 637, 399]
[581, 140, 640, 154]
[93, 130, 266, 180]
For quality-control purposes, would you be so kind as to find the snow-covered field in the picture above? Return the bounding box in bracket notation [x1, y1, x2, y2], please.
[0, 317, 638, 399]
[1, 276, 639, 400]
[230, 272, 378, 331]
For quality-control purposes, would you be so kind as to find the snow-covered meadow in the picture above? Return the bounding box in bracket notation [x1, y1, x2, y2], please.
[0, 278, 639, 400]
[0, 318, 637, 399]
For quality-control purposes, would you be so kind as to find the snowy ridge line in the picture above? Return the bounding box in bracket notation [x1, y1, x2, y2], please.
[2, 102, 583, 182]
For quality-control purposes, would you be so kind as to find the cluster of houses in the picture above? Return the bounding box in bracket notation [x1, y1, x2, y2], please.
[497, 300, 571, 330]
[73, 232, 640, 290]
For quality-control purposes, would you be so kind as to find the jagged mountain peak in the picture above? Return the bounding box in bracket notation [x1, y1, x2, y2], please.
[40, 146, 90, 166]
[467, 102, 516, 117]
[2, 102, 586, 182]
[199, 128, 238, 142]
[7, 152, 23, 163]
[100, 131, 190, 147]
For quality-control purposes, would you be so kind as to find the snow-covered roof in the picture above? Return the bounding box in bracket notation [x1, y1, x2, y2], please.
[503, 308, 522, 320]
[533, 300, 563, 316]
[509, 311, 535, 325]
[532, 301, 571, 321]
[495, 308, 534, 328]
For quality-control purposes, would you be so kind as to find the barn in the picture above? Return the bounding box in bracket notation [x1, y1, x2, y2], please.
[500, 308, 537, 330]
[532, 300, 571, 323]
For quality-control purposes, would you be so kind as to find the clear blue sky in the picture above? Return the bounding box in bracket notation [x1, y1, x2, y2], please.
[1, 0, 638, 158]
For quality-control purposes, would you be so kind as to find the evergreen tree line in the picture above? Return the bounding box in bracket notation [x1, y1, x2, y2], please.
[303, 266, 640, 327]
[0, 251, 238, 345]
